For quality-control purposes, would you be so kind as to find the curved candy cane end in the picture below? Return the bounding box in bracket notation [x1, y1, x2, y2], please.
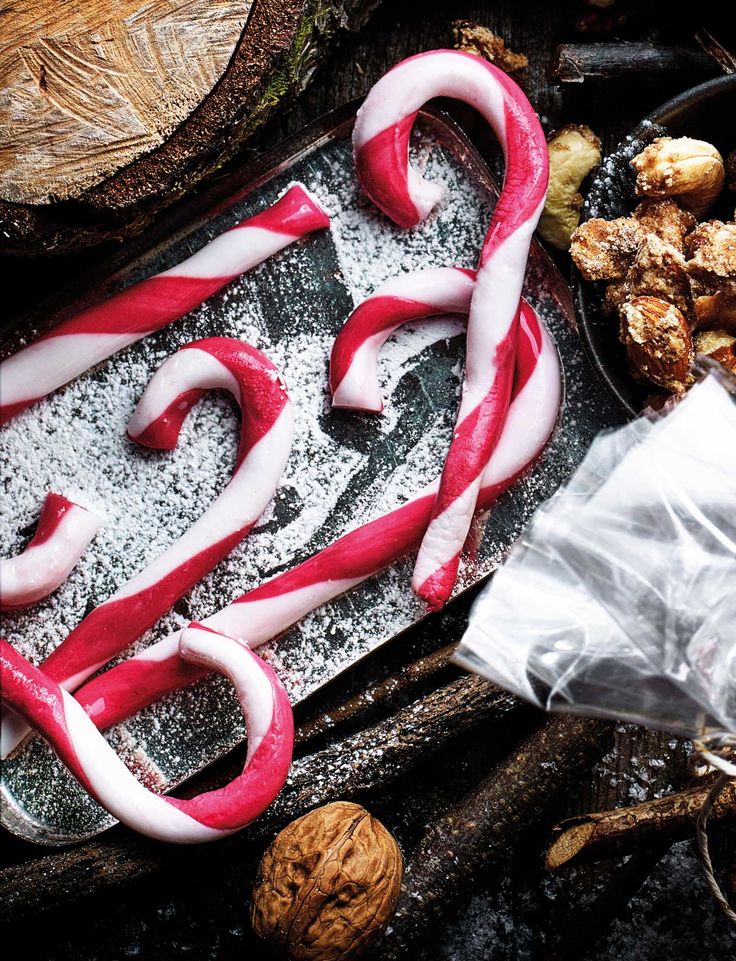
[331, 382, 384, 414]
[353, 112, 446, 229]
[0, 494, 102, 613]
[127, 389, 204, 450]
[175, 625, 294, 831]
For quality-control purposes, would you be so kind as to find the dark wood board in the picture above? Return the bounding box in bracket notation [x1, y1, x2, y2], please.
[1, 1, 735, 959]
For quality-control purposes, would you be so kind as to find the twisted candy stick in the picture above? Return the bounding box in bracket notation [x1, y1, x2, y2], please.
[1, 337, 293, 757]
[0, 493, 102, 611]
[353, 50, 549, 609]
[72, 295, 560, 732]
[0, 628, 293, 842]
[0, 184, 329, 425]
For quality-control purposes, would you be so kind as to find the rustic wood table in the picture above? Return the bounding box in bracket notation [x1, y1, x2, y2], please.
[1, 2, 734, 959]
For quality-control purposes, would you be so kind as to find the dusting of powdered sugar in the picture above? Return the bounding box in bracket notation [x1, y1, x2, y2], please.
[0, 124, 618, 843]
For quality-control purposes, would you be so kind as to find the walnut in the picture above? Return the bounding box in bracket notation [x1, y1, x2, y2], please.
[631, 137, 725, 217]
[619, 296, 693, 391]
[632, 199, 696, 254]
[620, 234, 692, 318]
[694, 329, 736, 372]
[538, 125, 602, 250]
[250, 802, 403, 960]
[452, 20, 528, 73]
[570, 216, 643, 281]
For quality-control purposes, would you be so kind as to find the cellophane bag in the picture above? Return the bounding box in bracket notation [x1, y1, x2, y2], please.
[455, 365, 736, 740]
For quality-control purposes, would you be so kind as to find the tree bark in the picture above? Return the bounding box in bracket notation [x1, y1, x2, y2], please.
[376, 715, 615, 958]
[546, 778, 736, 869]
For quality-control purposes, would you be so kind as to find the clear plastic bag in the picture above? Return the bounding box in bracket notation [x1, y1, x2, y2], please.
[455, 366, 736, 740]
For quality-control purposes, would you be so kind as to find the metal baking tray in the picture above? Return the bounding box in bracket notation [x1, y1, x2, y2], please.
[0, 102, 624, 845]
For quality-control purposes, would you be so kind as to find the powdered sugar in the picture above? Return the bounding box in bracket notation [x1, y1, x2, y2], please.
[1, 122, 615, 843]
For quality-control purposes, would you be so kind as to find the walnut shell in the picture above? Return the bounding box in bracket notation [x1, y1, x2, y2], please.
[250, 801, 403, 961]
[619, 296, 693, 391]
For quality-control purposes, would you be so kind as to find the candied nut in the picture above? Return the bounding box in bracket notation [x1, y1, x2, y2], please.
[452, 20, 528, 73]
[570, 216, 643, 281]
[538, 125, 602, 250]
[694, 329, 736, 372]
[603, 281, 629, 316]
[632, 199, 696, 254]
[631, 137, 725, 217]
[685, 220, 736, 286]
[693, 292, 736, 333]
[622, 234, 692, 318]
[620, 296, 693, 391]
[250, 801, 402, 961]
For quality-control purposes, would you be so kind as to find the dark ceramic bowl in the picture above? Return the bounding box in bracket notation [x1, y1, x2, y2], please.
[573, 75, 736, 417]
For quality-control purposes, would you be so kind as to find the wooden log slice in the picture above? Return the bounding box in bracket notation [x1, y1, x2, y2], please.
[0, 0, 380, 255]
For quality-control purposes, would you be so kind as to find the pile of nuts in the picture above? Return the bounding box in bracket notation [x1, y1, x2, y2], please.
[571, 136, 736, 401]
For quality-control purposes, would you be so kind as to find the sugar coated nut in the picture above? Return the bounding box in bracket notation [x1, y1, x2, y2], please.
[694, 329, 736, 372]
[620, 295, 693, 391]
[250, 801, 403, 961]
[631, 137, 725, 217]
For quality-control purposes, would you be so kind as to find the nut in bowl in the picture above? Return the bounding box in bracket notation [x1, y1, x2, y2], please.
[572, 75, 736, 415]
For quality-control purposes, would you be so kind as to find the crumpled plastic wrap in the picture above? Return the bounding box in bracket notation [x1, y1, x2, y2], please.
[455, 367, 736, 740]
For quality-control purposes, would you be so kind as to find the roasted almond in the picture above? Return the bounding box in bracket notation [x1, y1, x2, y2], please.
[619, 296, 693, 391]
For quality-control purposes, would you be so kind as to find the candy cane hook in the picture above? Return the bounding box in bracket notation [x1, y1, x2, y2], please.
[353, 50, 549, 609]
[0, 629, 293, 842]
[0, 184, 329, 425]
[72, 291, 560, 732]
[1, 337, 294, 758]
[330, 267, 475, 412]
[0, 493, 102, 611]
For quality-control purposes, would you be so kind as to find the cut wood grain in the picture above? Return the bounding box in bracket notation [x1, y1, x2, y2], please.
[0, 0, 382, 255]
[1, 0, 253, 204]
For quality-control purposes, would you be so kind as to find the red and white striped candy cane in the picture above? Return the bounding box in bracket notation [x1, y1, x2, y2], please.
[0, 493, 102, 611]
[0, 628, 293, 842]
[353, 50, 549, 610]
[1, 337, 293, 757]
[330, 267, 475, 412]
[0, 184, 329, 425]
[71, 294, 560, 732]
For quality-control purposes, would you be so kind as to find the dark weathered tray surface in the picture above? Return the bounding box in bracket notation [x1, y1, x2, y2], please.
[0, 104, 623, 845]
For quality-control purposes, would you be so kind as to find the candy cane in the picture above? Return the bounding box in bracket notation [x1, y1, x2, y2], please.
[71, 297, 560, 732]
[0, 184, 328, 425]
[330, 267, 475, 412]
[0, 628, 293, 842]
[0, 493, 102, 611]
[1, 337, 293, 758]
[353, 50, 549, 609]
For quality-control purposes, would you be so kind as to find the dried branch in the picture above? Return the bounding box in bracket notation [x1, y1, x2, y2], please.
[0, 674, 519, 923]
[546, 778, 736, 870]
[294, 642, 458, 749]
[376, 714, 614, 957]
[548, 43, 716, 83]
